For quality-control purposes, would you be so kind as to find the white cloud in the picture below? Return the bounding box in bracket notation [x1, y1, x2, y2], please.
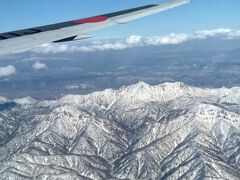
[0, 65, 16, 77]
[65, 83, 95, 90]
[196, 28, 240, 39]
[126, 35, 142, 45]
[22, 56, 70, 62]
[32, 62, 47, 70]
[34, 44, 71, 54]
[88, 42, 128, 51]
[34, 42, 130, 54]
[33, 28, 240, 54]
[146, 33, 191, 45]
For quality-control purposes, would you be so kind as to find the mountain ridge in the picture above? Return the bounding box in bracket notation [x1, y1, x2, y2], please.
[0, 82, 240, 179]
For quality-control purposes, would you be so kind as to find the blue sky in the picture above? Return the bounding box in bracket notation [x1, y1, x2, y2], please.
[0, 0, 239, 38]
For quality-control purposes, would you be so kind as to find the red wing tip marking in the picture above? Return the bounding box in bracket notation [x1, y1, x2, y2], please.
[74, 16, 108, 24]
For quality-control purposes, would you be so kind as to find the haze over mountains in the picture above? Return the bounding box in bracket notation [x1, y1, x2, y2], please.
[0, 82, 240, 179]
[0, 34, 239, 99]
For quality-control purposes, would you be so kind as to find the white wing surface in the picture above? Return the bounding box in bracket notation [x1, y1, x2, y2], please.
[0, 0, 191, 56]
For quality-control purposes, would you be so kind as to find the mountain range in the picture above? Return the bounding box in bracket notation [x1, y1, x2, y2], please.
[0, 82, 240, 179]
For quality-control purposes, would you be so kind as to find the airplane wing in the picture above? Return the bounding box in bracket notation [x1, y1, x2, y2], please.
[0, 0, 191, 56]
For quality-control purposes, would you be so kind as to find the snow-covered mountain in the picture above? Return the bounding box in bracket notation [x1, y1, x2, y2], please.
[0, 82, 240, 179]
[0, 97, 8, 103]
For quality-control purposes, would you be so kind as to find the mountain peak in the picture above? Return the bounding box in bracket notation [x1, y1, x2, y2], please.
[135, 81, 150, 87]
[0, 82, 240, 179]
[0, 96, 8, 103]
[14, 96, 37, 105]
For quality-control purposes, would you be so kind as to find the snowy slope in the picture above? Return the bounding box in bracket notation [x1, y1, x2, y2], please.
[0, 97, 8, 103]
[0, 82, 240, 179]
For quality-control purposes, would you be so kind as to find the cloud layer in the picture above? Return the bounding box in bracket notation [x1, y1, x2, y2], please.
[33, 28, 240, 54]
[0, 65, 16, 78]
[32, 62, 48, 70]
